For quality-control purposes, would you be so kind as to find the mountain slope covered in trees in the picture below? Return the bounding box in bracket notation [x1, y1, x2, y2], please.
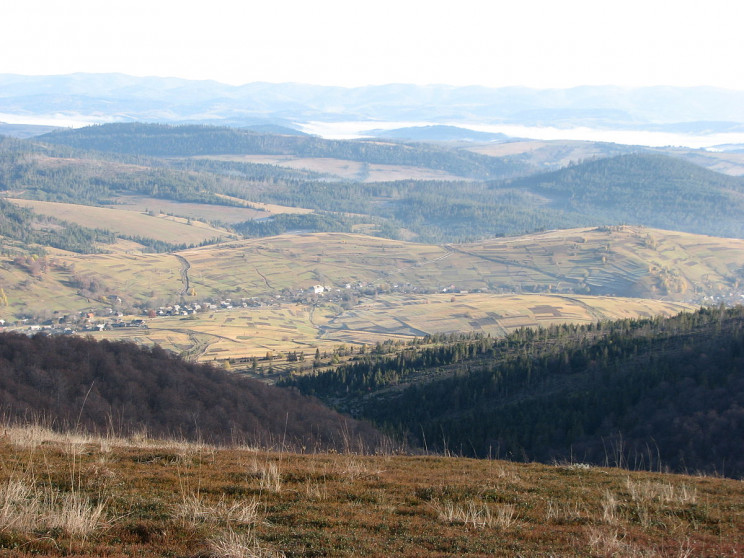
[6, 126, 744, 243]
[501, 153, 744, 237]
[283, 306, 744, 477]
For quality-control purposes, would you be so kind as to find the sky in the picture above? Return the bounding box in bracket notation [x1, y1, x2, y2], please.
[3, 0, 744, 90]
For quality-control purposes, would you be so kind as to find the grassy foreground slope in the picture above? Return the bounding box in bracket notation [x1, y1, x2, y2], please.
[0, 425, 741, 557]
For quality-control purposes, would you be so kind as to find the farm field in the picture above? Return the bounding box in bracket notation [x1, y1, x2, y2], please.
[90, 303, 340, 362]
[175, 227, 744, 302]
[85, 293, 694, 365]
[0, 424, 741, 557]
[9, 199, 233, 245]
[322, 293, 695, 345]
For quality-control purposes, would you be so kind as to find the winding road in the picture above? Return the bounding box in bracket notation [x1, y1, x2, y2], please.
[174, 254, 191, 297]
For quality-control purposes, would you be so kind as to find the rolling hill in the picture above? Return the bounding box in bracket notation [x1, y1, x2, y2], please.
[37, 123, 526, 180]
[0, 226, 740, 362]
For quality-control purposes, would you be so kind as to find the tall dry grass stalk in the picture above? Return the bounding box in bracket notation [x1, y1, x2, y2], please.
[432, 499, 517, 529]
[208, 528, 285, 558]
[247, 459, 281, 493]
[601, 490, 619, 525]
[625, 478, 697, 505]
[177, 495, 261, 527]
[0, 478, 106, 539]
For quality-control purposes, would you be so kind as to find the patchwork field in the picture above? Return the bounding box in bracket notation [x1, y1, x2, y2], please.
[321, 293, 694, 345]
[2, 227, 741, 363]
[84, 293, 694, 367]
[91, 303, 340, 361]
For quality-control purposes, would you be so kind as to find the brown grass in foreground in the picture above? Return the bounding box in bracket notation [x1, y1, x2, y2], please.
[0, 424, 741, 557]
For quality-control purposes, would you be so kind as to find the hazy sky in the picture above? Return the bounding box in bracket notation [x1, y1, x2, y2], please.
[4, 0, 743, 89]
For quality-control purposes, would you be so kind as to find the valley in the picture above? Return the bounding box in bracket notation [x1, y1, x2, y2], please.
[3, 19, 744, 557]
[0, 119, 743, 483]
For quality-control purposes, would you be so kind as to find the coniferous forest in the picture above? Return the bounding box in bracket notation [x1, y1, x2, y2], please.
[282, 306, 744, 477]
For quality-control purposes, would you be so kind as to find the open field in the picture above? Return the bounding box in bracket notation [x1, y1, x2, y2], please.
[468, 139, 631, 170]
[197, 154, 463, 182]
[9, 198, 234, 245]
[90, 303, 342, 362]
[0, 424, 741, 557]
[172, 227, 744, 302]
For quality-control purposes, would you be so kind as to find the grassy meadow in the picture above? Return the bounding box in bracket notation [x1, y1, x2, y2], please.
[108, 194, 313, 223]
[322, 293, 694, 346]
[3, 226, 742, 322]
[0, 423, 740, 557]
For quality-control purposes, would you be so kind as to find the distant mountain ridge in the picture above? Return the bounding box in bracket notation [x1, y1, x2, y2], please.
[2, 74, 744, 135]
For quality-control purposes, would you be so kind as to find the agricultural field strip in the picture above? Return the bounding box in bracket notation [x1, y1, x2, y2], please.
[196, 154, 462, 182]
[8, 198, 230, 244]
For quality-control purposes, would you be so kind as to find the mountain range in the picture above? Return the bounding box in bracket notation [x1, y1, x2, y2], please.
[3, 74, 744, 144]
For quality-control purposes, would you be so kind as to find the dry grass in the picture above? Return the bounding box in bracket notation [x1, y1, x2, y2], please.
[10, 198, 231, 244]
[0, 425, 740, 556]
[626, 477, 698, 505]
[432, 499, 517, 530]
[0, 478, 106, 539]
[245, 457, 282, 493]
[177, 494, 261, 526]
[207, 528, 285, 558]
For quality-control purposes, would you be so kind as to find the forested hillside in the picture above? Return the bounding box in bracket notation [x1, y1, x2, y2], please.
[501, 153, 744, 237]
[38, 123, 526, 180]
[0, 332, 382, 450]
[283, 306, 744, 477]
